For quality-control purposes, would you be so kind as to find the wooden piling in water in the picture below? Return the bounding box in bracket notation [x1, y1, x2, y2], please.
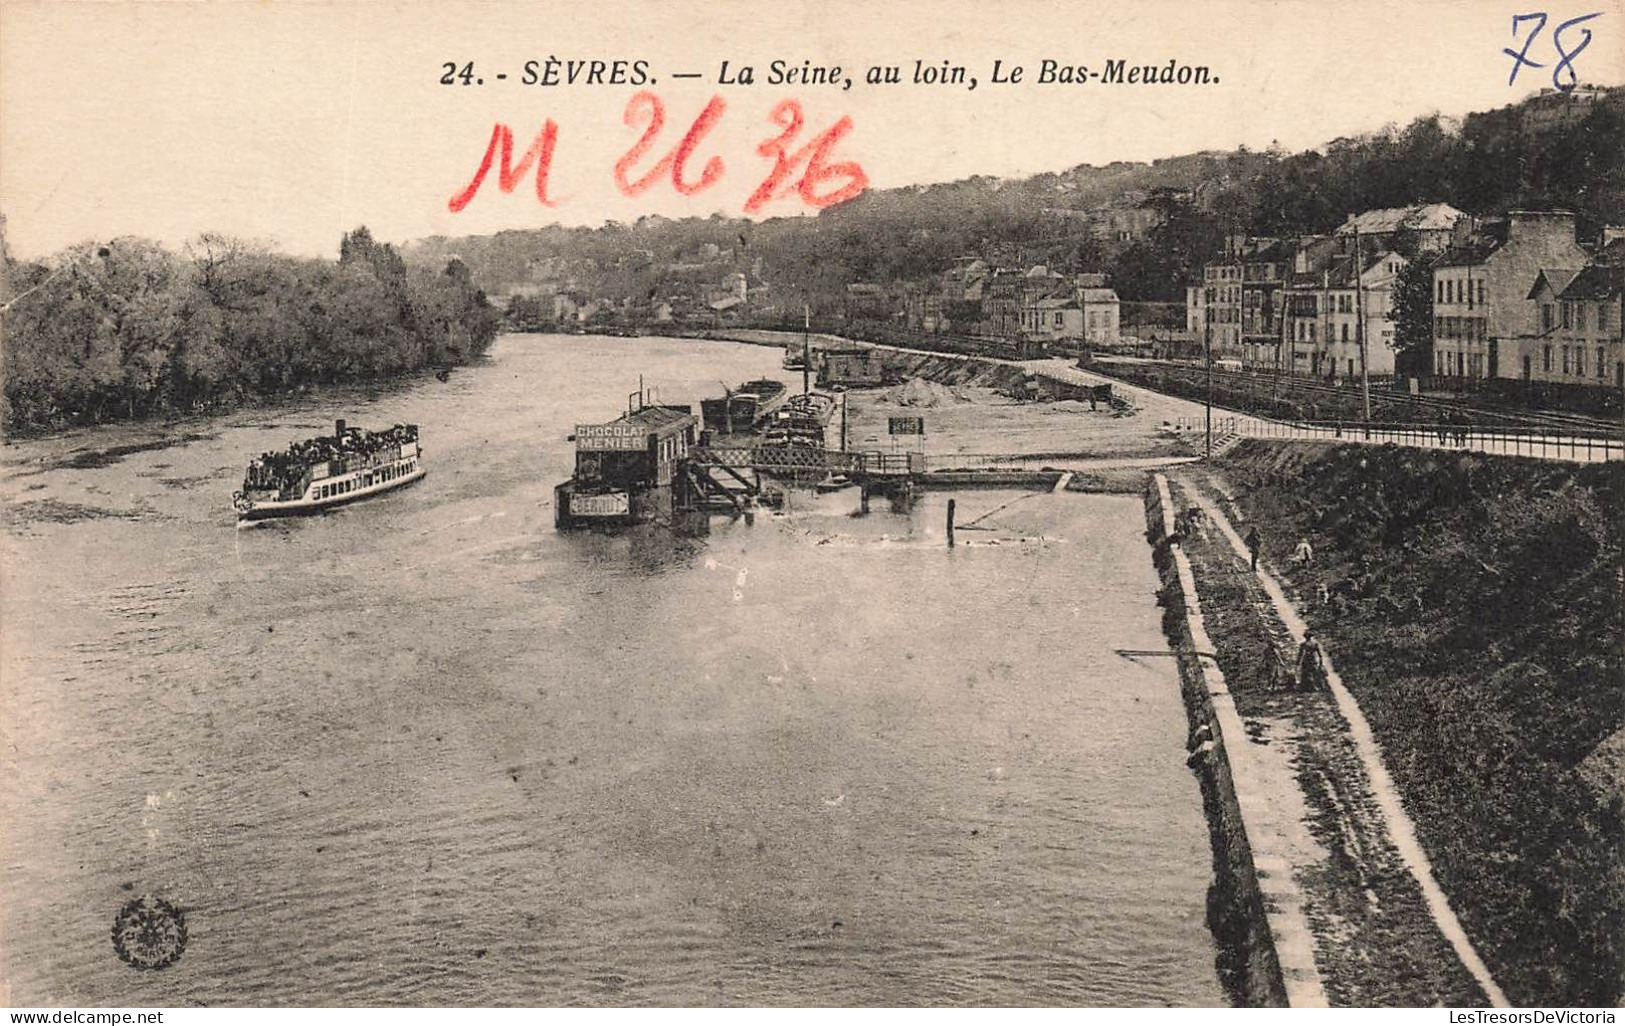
[947, 498, 956, 547]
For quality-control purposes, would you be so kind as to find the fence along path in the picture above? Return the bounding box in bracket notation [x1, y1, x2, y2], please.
[1167, 416, 1624, 464]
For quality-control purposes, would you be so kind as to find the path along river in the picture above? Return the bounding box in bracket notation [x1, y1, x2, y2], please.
[1, 334, 1222, 1006]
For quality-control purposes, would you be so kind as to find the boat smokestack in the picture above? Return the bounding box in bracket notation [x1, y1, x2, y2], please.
[335, 419, 346, 438]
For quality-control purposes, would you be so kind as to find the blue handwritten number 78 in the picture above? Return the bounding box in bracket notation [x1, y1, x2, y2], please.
[1505, 12, 1603, 92]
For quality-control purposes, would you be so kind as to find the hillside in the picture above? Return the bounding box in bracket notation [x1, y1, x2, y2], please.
[402, 85, 1625, 313]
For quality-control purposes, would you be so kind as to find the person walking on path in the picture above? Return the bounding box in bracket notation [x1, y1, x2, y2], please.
[1261, 640, 1292, 690]
[1245, 526, 1261, 570]
[1296, 631, 1327, 692]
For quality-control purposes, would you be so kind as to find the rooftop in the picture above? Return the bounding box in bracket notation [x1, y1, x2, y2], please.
[1526, 267, 1583, 299]
[1336, 202, 1466, 235]
[619, 405, 697, 432]
[1557, 264, 1625, 301]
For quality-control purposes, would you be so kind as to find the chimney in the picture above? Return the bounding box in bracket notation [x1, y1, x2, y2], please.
[335, 419, 346, 438]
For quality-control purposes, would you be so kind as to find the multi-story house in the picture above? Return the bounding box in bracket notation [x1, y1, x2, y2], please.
[1186, 285, 1206, 336]
[1025, 295, 1080, 342]
[1314, 249, 1406, 381]
[1238, 239, 1289, 370]
[1523, 258, 1624, 388]
[1198, 237, 1289, 367]
[1523, 268, 1583, 383]
[983, 268, 1025, 336]
[1557, 263, 1625, 390]
[1021, 282, 1120, 346]
[1079, 287, 1121, 345]
[1203, 262, 1243, 359]
[1432, 211, 1587, 380]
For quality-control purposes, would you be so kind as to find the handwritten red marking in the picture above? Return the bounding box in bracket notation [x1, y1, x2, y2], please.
[745, 99, 868, 214]
[448, 122, 559, 213]
[613, 92, 727, 198]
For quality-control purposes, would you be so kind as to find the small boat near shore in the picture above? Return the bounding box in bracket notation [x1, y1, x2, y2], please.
[233, 419, 423, 523]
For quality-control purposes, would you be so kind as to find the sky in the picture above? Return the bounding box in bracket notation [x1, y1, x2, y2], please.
[3, 0, 1623, 260]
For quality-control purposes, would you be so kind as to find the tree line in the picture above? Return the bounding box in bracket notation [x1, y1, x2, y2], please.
[1, 227, 501, 433]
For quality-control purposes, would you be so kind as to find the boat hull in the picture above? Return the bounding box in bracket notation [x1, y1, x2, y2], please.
[237, 467, 426, 524]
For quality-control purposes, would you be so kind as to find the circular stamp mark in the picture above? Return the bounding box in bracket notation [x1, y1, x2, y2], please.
[111, 896, 188, 970]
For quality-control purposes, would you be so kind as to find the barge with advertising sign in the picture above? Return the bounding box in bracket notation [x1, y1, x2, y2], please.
[233, 419, 423, 524]
[555, 395, 699, 530]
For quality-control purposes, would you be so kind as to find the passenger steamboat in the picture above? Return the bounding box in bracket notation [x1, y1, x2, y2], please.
[233, 419, 423, 523]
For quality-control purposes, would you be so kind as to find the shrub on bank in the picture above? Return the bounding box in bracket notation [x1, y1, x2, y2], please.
[1217, 440, 1625, 1006]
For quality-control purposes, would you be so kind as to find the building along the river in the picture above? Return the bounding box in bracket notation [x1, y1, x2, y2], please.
[556, 401, 699, 529]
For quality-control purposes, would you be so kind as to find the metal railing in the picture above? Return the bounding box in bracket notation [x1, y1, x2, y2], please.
[687, 445, 927, 476]
[688, 445, 860, 473]
[1168, 416, 1623, 462]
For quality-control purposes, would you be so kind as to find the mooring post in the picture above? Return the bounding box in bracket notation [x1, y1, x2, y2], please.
[947, 498, 956, 548]
[860, 484, 870, 514]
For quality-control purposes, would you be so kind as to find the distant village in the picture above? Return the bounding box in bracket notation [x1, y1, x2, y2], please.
[473, 84, 1623, 406]
[492, 195, 1624, 402]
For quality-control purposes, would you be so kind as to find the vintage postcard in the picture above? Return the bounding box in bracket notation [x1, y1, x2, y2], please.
[2, 0, 1622, 1011]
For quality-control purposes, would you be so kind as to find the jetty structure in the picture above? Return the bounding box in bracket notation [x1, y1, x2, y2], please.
[233, 419, 423, 523]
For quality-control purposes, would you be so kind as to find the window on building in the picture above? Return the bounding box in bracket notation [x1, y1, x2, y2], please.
[1577, 348, 1585, 376]
[1599, 304, 1610, 330]
[1341, 323, 1350, 342]
[1577, 305, 1587, 331]
[1600, 347, 1608, 378]
[1435, 315, 1445, 337]
[1437, 280, 1444, 303]
[1543, 304, 1554, 331]
[1563, 346, 1571, 374]
[1562, 303, 1572, 329]
[1543, 344, 1552, 372]
[1476, 280, 1484, 305]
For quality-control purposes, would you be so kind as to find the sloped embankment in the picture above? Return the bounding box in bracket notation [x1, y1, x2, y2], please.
[1212, 440, 1625, 1007]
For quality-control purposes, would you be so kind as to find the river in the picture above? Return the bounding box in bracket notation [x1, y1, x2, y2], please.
[0, 334, 1222, 1006]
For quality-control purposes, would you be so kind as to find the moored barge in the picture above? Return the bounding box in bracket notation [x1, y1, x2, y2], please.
[699, 379, 789, 434]
[234, 419, 423, 523]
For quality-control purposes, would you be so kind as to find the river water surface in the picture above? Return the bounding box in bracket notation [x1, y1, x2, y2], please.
[1, 335, 1222, 1006]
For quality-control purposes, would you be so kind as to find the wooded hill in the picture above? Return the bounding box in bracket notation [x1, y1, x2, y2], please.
[402, 86, 1625, 312]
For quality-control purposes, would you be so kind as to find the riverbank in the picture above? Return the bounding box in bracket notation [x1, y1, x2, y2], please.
[1157, 441, 1623, 1006]
[698, 328, 1196, 463]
